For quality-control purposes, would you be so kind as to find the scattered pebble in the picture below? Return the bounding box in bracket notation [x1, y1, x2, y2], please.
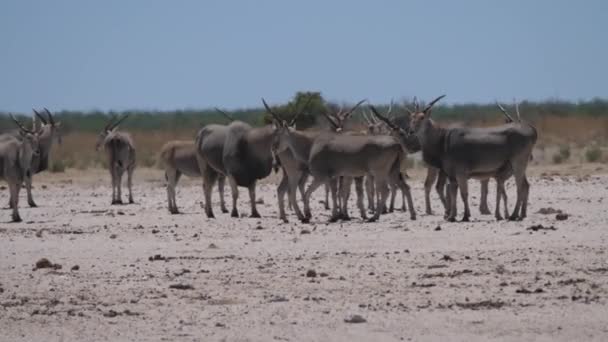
[527, 225, 557, 232]
[306, 269, 317, 278]
[169, 283, 194, 290]
[344, 314, 367, 323]
[34, 258, 62, 271]
[556, 213, 569, 221]
[71, 265, 80, 271]
[434, 226, 442, 231]
[109, 234, 117, 239]
[537, 207, 562, 215]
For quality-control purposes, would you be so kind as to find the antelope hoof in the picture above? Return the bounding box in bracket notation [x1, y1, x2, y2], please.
[461, 216, 470, 222]
[410, 214, 417, 221]
[231, 209, 239, 218]
[221, 207, 229, 214]
[495, 214, 503, 221]
[447, 216, 456, 222]
[250, 212, 261, 218]
[280, 217, 289, 223]
[300, 217, 310, 224]
[366, 216, 378, 223]
[170, 208, 180, 215]
[128, 199, 135, 204]
[112, 199, 123, 205]
[206, 211, 215, 219]
[12, 214, 22, 222]
[480, 207, 491, 215]
[28, 201, 38, 208]
[508, 215, 520, 221]
[328, 215, 340, 223]
[340, 214, 351, 221]
[426, 209, 433, 215]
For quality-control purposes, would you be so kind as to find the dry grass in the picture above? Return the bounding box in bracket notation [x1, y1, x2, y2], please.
[49, 115, 608, 172]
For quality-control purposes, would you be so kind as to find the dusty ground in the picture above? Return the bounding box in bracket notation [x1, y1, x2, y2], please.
[1, 164, 608, 342]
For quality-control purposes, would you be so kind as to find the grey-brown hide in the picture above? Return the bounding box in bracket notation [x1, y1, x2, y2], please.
[303, 133, 415, 222]
[222, 121, 276, 218]
[319, 100, 368, 220]
[407, 95, 537, 221]
[0, 115, 40, 222]
[26, 108, 61, 207]
[0, 108, 60, 207]
[97, 114, 136, 205]
[159, 140, 227, 214]
[195, 123, 232, 218]
[261, 97, 314, 222]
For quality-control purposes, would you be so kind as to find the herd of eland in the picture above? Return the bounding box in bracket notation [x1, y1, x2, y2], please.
[0, 95, 537, 223]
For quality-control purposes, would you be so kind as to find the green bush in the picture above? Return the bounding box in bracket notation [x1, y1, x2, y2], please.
[552, 153, 564, 164]
[585, 147, 602, 163]
[49, 159, 66, 173]
[558, 145, 570, 160]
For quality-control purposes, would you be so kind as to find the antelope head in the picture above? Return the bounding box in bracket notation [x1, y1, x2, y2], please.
[96, 114, 130, 151]
[10, 113, 41, 158]
[262, 96, 312, 156]
[323, 99, 366, 133]
[369, 104, 420, 152]
[33, 108, 62, 145]
[407, 95, 446, 135]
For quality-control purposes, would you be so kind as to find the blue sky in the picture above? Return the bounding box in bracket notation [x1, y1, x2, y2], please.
[1, 0, 606, 112]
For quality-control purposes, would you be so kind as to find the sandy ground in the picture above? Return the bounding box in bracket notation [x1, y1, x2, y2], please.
[1, 165, 608, 342]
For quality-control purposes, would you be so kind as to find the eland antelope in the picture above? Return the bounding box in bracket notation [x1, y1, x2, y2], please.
[0, 115, 40, 222]
[195, 107, 279, 218]
[0, 108, 60, 208]
[160, 140, 227, 214]
[270, 102, 415, 223]
[96, 114, 136, 205]
[401, 95, 537, 221]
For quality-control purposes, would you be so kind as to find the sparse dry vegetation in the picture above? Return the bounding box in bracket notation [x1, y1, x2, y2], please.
[3, 96, 608, 170]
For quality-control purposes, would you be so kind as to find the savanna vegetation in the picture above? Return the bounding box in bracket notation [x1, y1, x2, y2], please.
[1, 92, 607, 171]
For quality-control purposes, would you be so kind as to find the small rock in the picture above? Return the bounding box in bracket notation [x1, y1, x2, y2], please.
[255, 198, 264, 204]
[151, 229, 159, 234]
[319, 272, 329, 277]
[255, 225, 264, 230]
[301, 229, 311, 235]
[103, 310, 119, 318]
[434, 226, 442, 231]
[35, 230, 43, 238]
[344, 314, 367, 323]
[208, 243, 218, 249]
[537, 207, 561, 215]
[34, 258, 61, 270]
[71, 265, 80, 271]
[555, 213, 568, 221]
[527, 225, 557, 232]
[109, 234, 117, 239]
[306, 269, 317, 278]
[169, 283, 194, 290]
[442, 254, 454, 262]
